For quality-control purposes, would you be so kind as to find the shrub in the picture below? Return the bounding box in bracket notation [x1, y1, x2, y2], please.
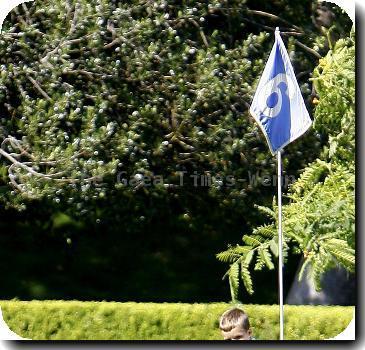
[0, 300, 353, 340]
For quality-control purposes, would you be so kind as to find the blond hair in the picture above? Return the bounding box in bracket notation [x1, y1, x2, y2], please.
[219, 308, 250, 332]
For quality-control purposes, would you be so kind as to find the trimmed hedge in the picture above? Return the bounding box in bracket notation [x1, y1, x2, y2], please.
[0, 301, 353, 340]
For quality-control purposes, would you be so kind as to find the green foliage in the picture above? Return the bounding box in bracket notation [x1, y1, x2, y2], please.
[1, 300, 353, 340]
[0, 0, 326, 215]
[312, 34, 355, 162]
[217, 202, 284, 296]
[218, 31, 355, 298]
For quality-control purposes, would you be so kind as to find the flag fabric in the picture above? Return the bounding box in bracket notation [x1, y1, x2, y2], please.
[249, 28, 312, 155]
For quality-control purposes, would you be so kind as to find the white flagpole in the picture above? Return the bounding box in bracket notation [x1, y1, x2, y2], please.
[277, 150, 284, 340]
[249, 26, 311, 340]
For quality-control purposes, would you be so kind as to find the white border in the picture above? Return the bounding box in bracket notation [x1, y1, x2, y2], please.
[0, 0, 358, 346]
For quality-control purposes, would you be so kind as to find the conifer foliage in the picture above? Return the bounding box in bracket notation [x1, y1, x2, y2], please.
[0, 0, 323, 213]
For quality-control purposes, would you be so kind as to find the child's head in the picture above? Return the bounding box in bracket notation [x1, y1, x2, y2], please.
[219, 308, 252, 340]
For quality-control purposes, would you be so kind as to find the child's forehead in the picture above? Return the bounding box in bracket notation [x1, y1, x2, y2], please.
[221, 325, 248, 338]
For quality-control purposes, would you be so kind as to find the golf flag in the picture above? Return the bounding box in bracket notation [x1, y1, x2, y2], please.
[249, 28, 312, 154]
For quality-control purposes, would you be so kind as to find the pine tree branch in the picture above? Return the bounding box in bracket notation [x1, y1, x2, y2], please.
[294, 40, 322, 59]
[0, 138, 103, 190]
[26, 75, 51, 101]
[246, 9, 304, 32]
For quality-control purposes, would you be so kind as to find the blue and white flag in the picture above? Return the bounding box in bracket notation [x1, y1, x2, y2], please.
[249, 28, 312, 155]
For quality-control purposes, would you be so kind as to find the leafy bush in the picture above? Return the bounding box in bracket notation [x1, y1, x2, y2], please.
[1, 300, 353, 340]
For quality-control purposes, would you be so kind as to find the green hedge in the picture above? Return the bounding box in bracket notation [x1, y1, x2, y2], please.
[0, 301, 353, 340]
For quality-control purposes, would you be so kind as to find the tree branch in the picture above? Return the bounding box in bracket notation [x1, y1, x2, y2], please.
[246, 9, 304, 32]
[27, 75, 51, 100]
[294, 39, 322, 59]
[0, 137, 103, 195]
